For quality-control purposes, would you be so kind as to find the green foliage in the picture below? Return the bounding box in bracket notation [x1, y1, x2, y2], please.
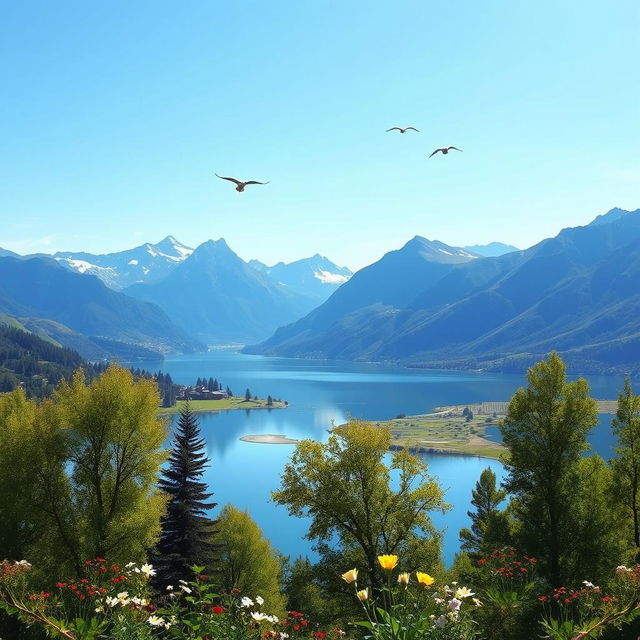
[0, 365, 167, 576]
[459, 468, 509, 554]
[610, 378, 640, 548]
[500, 352, 599, 585]
[214, 505, 286, 615]
[272, 419, 448, 593]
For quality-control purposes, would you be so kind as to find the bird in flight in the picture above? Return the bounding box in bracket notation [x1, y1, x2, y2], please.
[429, 146, 462, 157]
[215, 173, 269, 192]
[386, 126, 419, 134]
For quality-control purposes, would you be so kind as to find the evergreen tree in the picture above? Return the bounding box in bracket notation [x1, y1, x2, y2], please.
[245, 388, 252, 401]
[213, 378, 219, 391]
[208, 377, 215, 391]
[611, 378, 640, 548]
[459, 467, 508, 553]
[226, 386, 233, 397]
[267, 395, 273, 406]
[155, 399, 219, 586]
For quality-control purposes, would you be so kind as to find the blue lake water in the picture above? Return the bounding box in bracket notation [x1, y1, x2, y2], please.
[131, 350, 630, 566]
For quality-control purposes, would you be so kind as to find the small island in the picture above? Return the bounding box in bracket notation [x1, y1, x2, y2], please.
[240, 433, 299, 444]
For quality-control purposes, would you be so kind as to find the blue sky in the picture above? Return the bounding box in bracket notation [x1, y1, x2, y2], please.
[1, 1, 638, 270]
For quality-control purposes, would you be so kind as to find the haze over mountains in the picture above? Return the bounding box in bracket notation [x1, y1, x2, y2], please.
[247, 208, 640, 374]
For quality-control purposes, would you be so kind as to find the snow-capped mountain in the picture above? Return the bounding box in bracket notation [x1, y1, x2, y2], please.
[249, 254, 353, 303]
[53, 236, 194, 290]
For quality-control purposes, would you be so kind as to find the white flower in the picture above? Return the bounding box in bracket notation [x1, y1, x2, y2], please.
[448, 598, 462, 612]
[472, 597, 482, 607]
[267, 615, 279, 623]
[280, 634, 289, 639]
[240, 596, 254, 608]
[166, 585, 174, 591]
[251, 611, 268, 621]
[435, 615, 447, 628]
[582, 580, 597, 588]
[455, 586, 475, 599]
[16, 560, 32, 568]
[433, 597, 444, 604]
[178, 579, 188, 585]
[147, 615, 165, 627]
[115, 591, 130, 606]
[95, 605, 104, 613]
[179, 585, 192, 594]
[140, 563, 156, 578]
[105, 596, 119, 607]
[125, 562, 136, 568]
[255, 595, 264, 606]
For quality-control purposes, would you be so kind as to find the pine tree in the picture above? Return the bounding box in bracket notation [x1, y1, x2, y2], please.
[226, 386, 233, 397]
[155, 399, 219, 586]
[459, 467, 508, 553]
[245, 388, 251, 401]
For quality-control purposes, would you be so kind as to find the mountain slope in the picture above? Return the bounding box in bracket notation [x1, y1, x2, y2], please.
[52, 236, 193, 290]
[125, 239, 317, 344]
[462, 242, 519, 257]
[0, 256, 202, 356]
[247, 211, 640, 373]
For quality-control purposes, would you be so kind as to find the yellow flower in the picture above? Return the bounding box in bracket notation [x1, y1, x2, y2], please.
[341, 568, 358, 584]
[377, 555, 399, 571]
[416, 572, 435, 587]
[397, 572, 410, 585]
[357, 588, 369, 601]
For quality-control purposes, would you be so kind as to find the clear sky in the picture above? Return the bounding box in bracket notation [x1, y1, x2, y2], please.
[1, 1, 638, 270]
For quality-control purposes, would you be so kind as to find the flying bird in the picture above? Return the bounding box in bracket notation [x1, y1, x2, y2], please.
[428, 146, 462, 157]
[386, 126, 419, 133]
[214, 173, 270, 192]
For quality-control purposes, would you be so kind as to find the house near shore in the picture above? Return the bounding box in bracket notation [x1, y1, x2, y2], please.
[177, 385, 229, 401]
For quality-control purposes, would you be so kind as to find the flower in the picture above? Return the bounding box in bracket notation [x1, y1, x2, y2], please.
[448, 598, 462, 612]
[397, 572, 410, 585]
[251, 611, 269, 621]
[455, 586, 475, 599]
[179, 585, 192, 594]
[212, 605, 225, 614]
[582, 580, 597, 589]
[147, 615, 165, 626]
[256, 595, 264, 605]
[166, 585, 174, 591]
[416, 572, 435, 587]
[377, 555, 398, 571]
[356, 588, 369, 601]
[341, 569, 358, 584]
[139, 564, 156, 578]
[240, 596, 254, 607]
[435, 615, 447, 629]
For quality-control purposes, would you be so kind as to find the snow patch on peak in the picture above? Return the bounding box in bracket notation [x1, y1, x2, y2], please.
[128, 259, 139, 265]
[314, 270, 350, 285]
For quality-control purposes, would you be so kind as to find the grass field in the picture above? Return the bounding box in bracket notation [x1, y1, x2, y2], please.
[372, 412, 507, 460]
[158, 396, 287, 415]
[434, 399, 618, 415]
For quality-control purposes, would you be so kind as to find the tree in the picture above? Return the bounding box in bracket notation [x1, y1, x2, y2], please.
[214, 505, 286, 614]
[0, 366, 167, 576]
[244, 388, 252, 401]
[272, 420, 447, 593]
[226, 386, 233, 397]
[267, 395, 273, 406]
[500, 352, 598, 585]
[155, 399, 219, 586]
[465, 410, 474, 423]
[610, 378, 640, 548]
[459, 467, 508, 553]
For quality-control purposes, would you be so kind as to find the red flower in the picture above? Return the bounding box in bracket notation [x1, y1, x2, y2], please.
[85, 560, 92, 566]
[55, 582, 67, 588]
[198, 574, 208, 581]
[602, 596, 613, 603]
[313, 633, 326, 639]
[538, 596, 547, 601]
[212, 605, 225, 614]
[294, 625, 300, 631]
[95, 557, 105, 563]
[564, 598, 571, 604]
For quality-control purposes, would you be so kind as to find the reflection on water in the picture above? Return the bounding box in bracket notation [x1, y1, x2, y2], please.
[133, 350, 630, 565]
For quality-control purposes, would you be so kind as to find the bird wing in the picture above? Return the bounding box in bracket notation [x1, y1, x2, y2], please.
[428, 148, 443, 157]
[405, 127, 419, 132]
[386, 127, 402, 132]
[244, 180, 269, 186]
[447, 146, 462, 152]
[215, 173, 242, 185]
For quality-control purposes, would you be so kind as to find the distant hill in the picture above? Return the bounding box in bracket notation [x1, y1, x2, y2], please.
[51, 236, 193, 290]
[0, 322, 88, 397]
[462, 242, 520, 257]
[0, 247, 19, 258]
[249, 254, 352, 303]
[0, 256, 203, 358]
[246, 210, 640, 374]
[588, 207, 639, 227]
[125, 239, 319, 344]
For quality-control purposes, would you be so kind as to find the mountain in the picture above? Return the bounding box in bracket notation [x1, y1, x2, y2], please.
[125, 239, 319, 344]
[52, 236, 193, 290]
[0, 247, 19, 258]
[463, 242, 519, 257]
[249, 254, 352, 302]
[244, 236, 478, 358]
[0, 256, 203, 359]
[589, 207, 639, 227]
[246, 211, 640, 374]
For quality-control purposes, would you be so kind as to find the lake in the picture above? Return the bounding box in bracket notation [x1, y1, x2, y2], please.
[132, 350, 630, 566]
